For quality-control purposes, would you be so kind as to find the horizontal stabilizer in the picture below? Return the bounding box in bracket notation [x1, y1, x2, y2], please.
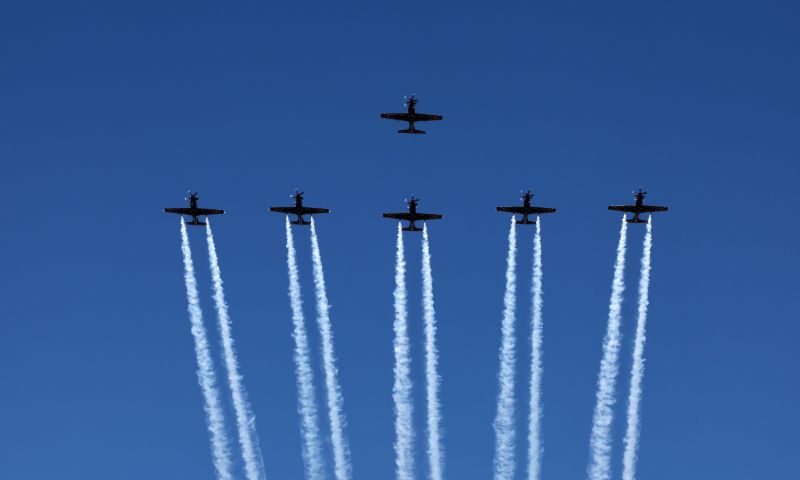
[188, 218, 207, 226]
[291, 219, 311, 226]
[399, 128, 425, 134]
[515, 218, 537, 225]
[402, 225, 423, 232]
[627, 218, 649, 224]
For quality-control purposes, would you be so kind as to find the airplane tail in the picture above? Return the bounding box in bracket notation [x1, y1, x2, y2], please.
[399, 128, 425, 134]
[626, 217, 649, 224]
[291, 219, 311, 226]
[189, 217, 207, 226]
[515, 218, 537, 225]
[402, 225, 423, 232]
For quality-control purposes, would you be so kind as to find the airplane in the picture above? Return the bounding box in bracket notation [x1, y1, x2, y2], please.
[496, 190, 556, 225]
[164, 192, 224, 226]
[382, 196, 442, 232]
[380, 95, 443, 134]
[608, 188, 668, 223]
[269, 190, 330, 225]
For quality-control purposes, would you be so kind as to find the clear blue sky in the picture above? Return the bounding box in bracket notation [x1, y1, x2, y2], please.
[1, 1, 798, 479]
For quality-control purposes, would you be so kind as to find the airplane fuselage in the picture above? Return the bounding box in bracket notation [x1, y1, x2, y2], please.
[629, 192, 647, 222]
[294, 195, 306, 223]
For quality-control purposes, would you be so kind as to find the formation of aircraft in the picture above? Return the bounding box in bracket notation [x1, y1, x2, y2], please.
[382, 197, 443, 232]
[608, 188, 668, 224]
[166, 188, 667, 227]
[164, 192, 225, 226]
[496, 190, 556, 225]
[269, 190, 330, 225]
[163, 95, 668, 228]
[380, 95, 443, 134]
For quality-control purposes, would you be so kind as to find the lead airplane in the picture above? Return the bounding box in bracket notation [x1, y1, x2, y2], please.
[383, 196, 442, 232]
[608, 188, 668, 223]
[496, 190, 556, 225]
[269, 190, 330, 225]
[380, 95, 443, 134]
[164, 192, 224, 226]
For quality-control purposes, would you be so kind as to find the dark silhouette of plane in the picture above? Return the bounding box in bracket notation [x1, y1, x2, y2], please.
[380, 95, 443, 134]
[383, 196, 443, 232]
[608, 188, 668, 224]
[269, 190, 330, 225]
[164, 192, 224, 226]
[496, 190, 556, 225]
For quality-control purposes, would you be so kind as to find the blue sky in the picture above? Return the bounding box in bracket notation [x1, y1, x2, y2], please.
[1, 1, 798, 478]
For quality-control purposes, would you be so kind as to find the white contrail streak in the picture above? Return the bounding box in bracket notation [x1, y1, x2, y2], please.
[528, 219, 544, 480]
[622, 218, 653, 480]
[285, 217, 325, 480]
[179, 218, 234, 480]
[494, 216, 518, 480]
[309, 218, 353, 480]
[392, 222, 415, 480]
[587, 215, 628, 480]
[421, 224, 444, 480]
[206, 220, 266, 480]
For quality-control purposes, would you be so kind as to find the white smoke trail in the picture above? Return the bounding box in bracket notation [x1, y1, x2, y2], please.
[421, 224, 444, 480]
[587, 216, 628, 480]
[622, 218, 653, 480]
[392, 222, 415, 480]
[493, 216, 518, 480]
[285, 217, 326, 480]
[206, 220, 266, 480]
[179, 218, 234, 480]
[527, 219, 544, 480]
[309, 218, 353, 480]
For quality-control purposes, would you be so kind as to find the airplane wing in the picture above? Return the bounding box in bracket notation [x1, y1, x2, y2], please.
[269, 207, 296, 214]
[300, 207, 330, 215]
[608, 205, 667, 213]
[529, 207, 556, 214]
[639, 205, 668, 213]
[165, 207, 224, 216]
[608, 205, 636, 213]
[497, 206, 556, 214]
[496, 206, 525, 214]
[381, 113, 411, 121]
[164, 207, 192, 215]
[195, 208, 225, 216]
[383, 213, 412, 220]
[413, 113, 443, 122]
[414, 213, 443, 220]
